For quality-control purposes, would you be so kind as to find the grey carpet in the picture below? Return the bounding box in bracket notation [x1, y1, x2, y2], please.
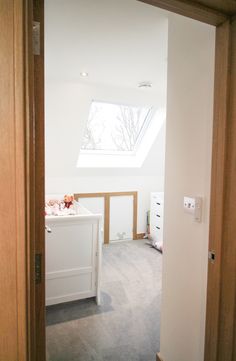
[46, 239, 162, 361]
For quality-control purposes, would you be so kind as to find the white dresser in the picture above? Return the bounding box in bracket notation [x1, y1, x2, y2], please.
[150, 192, 164, 245]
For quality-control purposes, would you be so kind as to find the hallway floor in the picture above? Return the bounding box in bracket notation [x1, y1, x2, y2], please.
[46, 239, 162, 361]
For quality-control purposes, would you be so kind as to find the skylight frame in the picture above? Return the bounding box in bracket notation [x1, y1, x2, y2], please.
[80, 100, 153, 156]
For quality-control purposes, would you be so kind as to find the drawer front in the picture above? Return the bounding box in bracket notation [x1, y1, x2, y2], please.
[151, 220, 163, 233]
[151, 195, 164, 206]
[151, 201, 163, 215]
[152, 216, 163, 229]
[151, 209, 163, 223]
[150, 226, 163, 242]
[150, 216, 163, 235]
[150, 193, 164, 242]
[151, 197, 164, 206]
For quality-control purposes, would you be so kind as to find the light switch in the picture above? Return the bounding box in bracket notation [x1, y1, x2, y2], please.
[184, 197, 195, 213]
[184, 196, 202, 222]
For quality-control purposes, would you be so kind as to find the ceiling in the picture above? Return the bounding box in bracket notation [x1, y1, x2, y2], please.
[45, 0, 168, 93]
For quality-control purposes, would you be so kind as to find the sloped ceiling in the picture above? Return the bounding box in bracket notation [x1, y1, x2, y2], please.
[45, 0, 168, 91]
[45, 0, 168, 176]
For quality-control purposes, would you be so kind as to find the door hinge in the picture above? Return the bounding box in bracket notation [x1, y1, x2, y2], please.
[35, 253, 42, 284]
[208, 250, 216, 264]
[33, 21, 40, 55]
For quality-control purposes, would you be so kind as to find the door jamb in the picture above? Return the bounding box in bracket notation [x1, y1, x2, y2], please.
[27, 1, 235, 361]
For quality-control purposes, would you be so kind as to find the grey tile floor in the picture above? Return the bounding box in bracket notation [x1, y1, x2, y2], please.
[46, 239, 162, 361]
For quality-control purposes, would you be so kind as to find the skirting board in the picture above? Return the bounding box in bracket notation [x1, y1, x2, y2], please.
[156, 353, 164, 361]
[136, 233, 145, 239]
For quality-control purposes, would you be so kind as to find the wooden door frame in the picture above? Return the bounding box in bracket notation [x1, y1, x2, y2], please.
[25, 1, 236, 361]
[74, 191, 138, 243]
[25, 1, 45, 361]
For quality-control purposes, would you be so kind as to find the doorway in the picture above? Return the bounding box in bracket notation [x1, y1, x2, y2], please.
[45, 1, 167, 359]
[28, 0, 236, 360]
[43, 1, 215, 360]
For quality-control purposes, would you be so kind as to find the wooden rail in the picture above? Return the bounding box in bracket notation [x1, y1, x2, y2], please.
[74, 191, 138, 244]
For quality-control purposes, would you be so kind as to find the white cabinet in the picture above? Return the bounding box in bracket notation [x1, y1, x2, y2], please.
[45, 212, 102, 306]
[150, 192, 164, 245]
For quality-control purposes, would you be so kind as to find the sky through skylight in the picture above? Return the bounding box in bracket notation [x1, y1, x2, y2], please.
[81, 101, 151, 153]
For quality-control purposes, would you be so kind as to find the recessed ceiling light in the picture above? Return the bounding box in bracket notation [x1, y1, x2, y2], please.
[138, 81, 152, 89]
[80, 72, 89, 77]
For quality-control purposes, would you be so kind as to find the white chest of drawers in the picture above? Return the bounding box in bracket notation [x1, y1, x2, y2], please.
[150, 192, 164, 244]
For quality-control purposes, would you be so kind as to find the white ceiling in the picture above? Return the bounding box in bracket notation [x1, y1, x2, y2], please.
[45, 0, 168, 93]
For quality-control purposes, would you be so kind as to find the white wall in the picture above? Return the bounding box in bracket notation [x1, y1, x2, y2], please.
[46, 174, 164, 233]
[160, 14, 215, 361]
[110, 196, 133, 241]
[45, 83, 166, 233]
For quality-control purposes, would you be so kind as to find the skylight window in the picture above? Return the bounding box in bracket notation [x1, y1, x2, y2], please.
[77, 104, 166, 168]
[81, 101, 152, 153]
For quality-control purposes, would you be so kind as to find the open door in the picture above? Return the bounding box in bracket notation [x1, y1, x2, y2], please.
[29, 1, 46, 360]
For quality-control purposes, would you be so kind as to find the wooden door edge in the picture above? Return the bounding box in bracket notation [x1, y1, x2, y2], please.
[25, 0, 37, 356]
[14, 0, 32, 360]
[204, 19, 231, 361]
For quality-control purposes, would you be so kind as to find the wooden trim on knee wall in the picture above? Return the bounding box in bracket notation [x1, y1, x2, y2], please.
[74, 191, 138, 244]
[136, 233, 145, 240]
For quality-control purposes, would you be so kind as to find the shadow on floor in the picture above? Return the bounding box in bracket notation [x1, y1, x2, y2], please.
[46, 292, 114, 326]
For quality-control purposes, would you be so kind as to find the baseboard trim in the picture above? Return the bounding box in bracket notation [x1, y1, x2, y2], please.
[156, 353, 164, 361]
[136, 233, 146, 239]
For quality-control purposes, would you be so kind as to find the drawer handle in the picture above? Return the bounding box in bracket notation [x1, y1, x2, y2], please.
[156, 214, 161, 217]
[156, 226, 160, 230]
[156, 202, 161, 205]
[45, 225, 52, 233]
